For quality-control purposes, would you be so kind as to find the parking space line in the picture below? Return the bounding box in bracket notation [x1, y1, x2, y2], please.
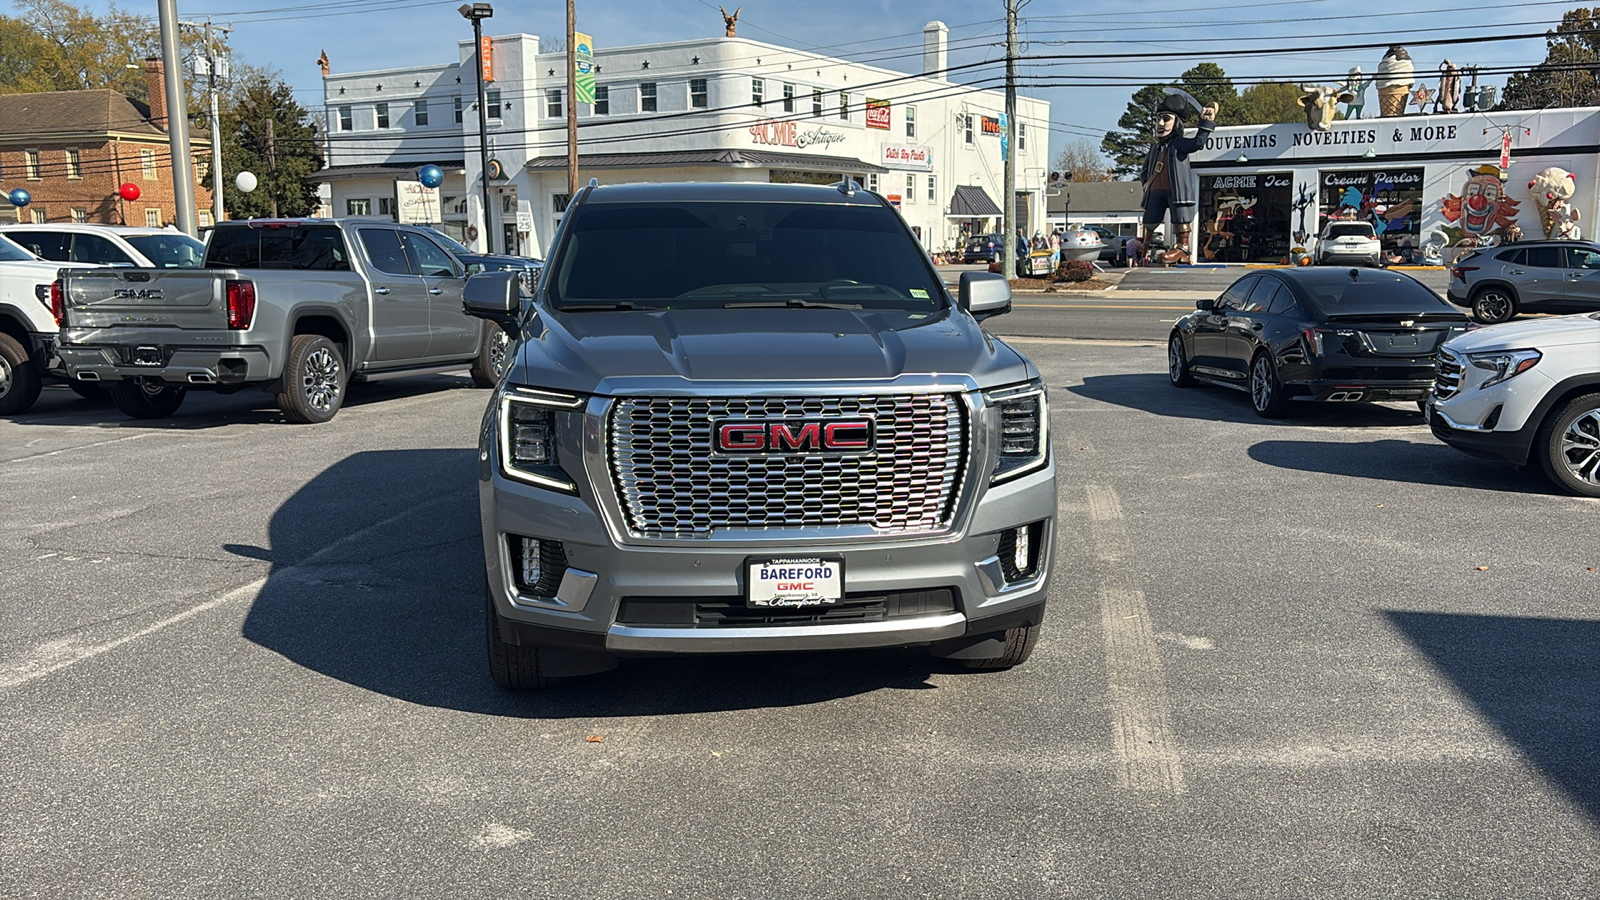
[2, 432, 153, 465]
[1087, 484, 1187, 795]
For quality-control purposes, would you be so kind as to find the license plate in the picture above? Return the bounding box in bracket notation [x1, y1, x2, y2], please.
[747, 557, 843, 608]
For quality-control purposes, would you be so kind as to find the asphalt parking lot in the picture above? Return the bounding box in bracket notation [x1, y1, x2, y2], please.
[3, 342, 1598, 898]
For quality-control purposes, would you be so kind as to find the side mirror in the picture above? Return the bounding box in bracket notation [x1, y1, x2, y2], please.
[1196, 298, 1215, 312]
[463, 270, 521, 334]
[959, 271, 1012, 320]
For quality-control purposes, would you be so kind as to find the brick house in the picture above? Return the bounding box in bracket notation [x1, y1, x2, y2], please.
[0, 59, 213, 227]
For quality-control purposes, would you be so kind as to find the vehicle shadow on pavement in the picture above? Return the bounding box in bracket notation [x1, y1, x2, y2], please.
[1069, 372, 1423, 427]
[237, 448, 950, 718]
[1384, 611, 1600, 824]
[1248, 439, 1563, 495]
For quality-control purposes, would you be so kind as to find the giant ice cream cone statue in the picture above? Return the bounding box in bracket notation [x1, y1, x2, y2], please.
[1376, 46, 1415, 117]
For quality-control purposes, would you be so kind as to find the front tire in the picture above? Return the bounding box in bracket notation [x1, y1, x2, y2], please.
[469, 324, 511, 388]
[276, 335, 346, 424]
[1250, 352, 1290, 418]
[0, 333, 43, 415]
[485, 592, 562, 689]
[1470, 287, 1516, 325]
[958, 624, 1041, 670]
[1535, 392, 1600, 497]
[1168, 334, 1195, 387]
[108, 379, 185, 419]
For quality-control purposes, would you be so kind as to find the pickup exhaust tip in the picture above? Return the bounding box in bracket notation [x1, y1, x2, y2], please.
[188, 373, 216, 384]
[77, 372, 101, 382]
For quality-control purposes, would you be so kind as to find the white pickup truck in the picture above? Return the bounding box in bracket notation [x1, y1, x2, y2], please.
[1427, 312, 1600, 496]
[0, 233, 94, 415]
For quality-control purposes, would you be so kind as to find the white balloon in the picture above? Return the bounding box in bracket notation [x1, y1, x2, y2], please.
[235, 171, 259, 193]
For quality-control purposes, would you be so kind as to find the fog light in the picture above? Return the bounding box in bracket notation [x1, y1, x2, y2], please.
[1013, 526, 1031, 575]
[521, 538, 542, 585]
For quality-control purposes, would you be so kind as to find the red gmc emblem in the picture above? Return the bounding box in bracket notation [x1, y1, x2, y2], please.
[714, 419, 875, 453]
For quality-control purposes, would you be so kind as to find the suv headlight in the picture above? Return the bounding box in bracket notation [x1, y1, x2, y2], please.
[1467, 349, 1542, 390]
[498, 386, 585, 491]
[987, 380, 1049, 483]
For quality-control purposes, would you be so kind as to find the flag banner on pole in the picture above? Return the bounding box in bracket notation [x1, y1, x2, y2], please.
[575, 32, 595, 104]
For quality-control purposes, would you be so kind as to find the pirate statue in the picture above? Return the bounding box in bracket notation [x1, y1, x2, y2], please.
[1141, 88, 1218, 265]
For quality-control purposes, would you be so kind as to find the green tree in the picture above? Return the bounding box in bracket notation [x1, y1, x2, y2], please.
[0, 14, 61, 93]
[1100, 64, 1240, 179]
[6, 0, 167, 98]
[213, 75, 322, 218]
[1499, 7, 1600, 109]
[1233, 81, 1313, 125]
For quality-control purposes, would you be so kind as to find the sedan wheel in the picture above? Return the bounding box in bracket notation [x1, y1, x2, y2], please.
[1471, 288, 1516, 325]
[1250, 353, 1289, 418]
[1167, 334, 1194, 387]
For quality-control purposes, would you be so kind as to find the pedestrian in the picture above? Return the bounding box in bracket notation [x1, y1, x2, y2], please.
[1126, 234, 1144, 267]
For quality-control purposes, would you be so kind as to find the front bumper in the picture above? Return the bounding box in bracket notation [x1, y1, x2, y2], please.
[1427, 399, 1538, 464]
[56, 342, 273, 387]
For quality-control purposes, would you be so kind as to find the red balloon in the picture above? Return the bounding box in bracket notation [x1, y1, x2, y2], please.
[119, 183, 141, 201]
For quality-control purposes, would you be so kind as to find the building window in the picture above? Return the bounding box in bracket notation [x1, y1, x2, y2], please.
[414, 98, 429, 126]
[486, 89, 501, 119]
[379, 197, 394, 217]
[347, 198, 371, 215]
[72, 207, 88, 223]
[546, 88, 563, 119]
[552, 193, 570, 213]
[905, 174, 916, 204]
[376, 102, 390, 128]
[25, 149, 40, 179]
[782, 83, 795, 113]
[812, 88, 822, 118]
[198, 210, 212, 227]
[1019, 122, 1027, 151]
[690, 78, 707, 109]
[964, 114, 973, 145]
[339, 105, 352, 131]
[640, 82, 657, 113]
[65, 149, 82, 179]
[867, 173, 879, 193]
[32, 208, 47, 223]
[838, 91, 849, 121]
[595, 85, 609, 115]
[195, 156, 209, 179]
[453, 96, 463, 124]
[141, 149, 158, 179]
[927, 175, 935, 203]
[144, 208, 160, 227]
[905, 106, 916, 139]
[751, 78, 763, 108]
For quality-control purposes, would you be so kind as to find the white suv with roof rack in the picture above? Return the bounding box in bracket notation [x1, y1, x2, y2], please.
[0, 223, 206, 269]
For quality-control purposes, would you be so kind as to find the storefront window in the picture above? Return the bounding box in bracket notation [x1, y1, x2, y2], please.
[1319, 168, 1423, 259]
[1197, 172, 1292, 263]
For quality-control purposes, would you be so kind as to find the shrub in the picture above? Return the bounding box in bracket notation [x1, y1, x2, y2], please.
[1054, 260, 1093, 283]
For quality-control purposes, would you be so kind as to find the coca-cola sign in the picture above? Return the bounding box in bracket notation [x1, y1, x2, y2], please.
[865, 98, 891, 130]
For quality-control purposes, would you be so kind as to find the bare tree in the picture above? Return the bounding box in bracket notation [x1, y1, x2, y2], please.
[1051, 140, 1115, 182]
[539, 35, 566, 54]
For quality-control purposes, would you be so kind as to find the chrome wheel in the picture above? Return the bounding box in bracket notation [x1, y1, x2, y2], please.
[1168, 338, 1181, 380]
[1472, 289, 1514, 324]
[301, 347, 342, 413]
[1558, 409, 1600, 488]
[0, 354, 12, 398]
[1251, 357, 1273, 410]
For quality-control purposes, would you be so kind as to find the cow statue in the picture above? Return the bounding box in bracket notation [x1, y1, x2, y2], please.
[1529, 166, 1582, 240]
[1297, 85, 1355, 132]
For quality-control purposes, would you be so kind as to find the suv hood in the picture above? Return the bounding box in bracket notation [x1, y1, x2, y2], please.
[510, 306, 1033, 394]
[1444, 313, 1600, 353]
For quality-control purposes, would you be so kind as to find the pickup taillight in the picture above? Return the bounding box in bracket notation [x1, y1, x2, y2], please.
[226, 280, 256, 330]
[50, 280, 64, 326]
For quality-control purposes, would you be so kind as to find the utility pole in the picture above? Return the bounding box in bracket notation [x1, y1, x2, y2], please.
[566, 0, 578, 198]
[460, 3, 496, 254]
[1002, 0, 1018, 276]
[183, 17, 233, 226]
[265, 118, 278, 217]
[157, 0, 198, 236]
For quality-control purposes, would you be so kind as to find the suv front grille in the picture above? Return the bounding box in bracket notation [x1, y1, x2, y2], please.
[1434, 349, 1465, 400]
[617, 588, 957, 627]
[609, 393, 966, 538]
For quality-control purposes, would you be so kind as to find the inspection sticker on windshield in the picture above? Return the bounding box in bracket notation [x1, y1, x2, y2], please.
[747, 557, 843, 608]
[910, 289, 929, 298]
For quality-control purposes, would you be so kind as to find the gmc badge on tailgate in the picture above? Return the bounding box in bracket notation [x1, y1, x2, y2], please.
[112, 289, 164, 300]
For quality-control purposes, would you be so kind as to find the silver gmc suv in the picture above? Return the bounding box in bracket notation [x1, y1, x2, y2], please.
[462, 181, 1057, 688]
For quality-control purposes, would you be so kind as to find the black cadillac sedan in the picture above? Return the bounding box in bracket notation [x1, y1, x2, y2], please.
[1168, 267, 1472, 418]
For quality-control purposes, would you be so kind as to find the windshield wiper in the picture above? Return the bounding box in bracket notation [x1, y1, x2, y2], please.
[560, 301, 652, 312]
[723, 298, 862, 310]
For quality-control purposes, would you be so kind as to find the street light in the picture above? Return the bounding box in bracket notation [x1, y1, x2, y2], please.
[459, 2, 495, 253]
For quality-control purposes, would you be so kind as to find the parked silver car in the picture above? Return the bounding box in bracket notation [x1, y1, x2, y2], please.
[1447, 240, 1600, 324]
[1316, 221, 1382, 267]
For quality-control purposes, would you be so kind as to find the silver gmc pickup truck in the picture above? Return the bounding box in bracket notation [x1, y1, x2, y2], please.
[463, 181, 1057, 687]
[55, 219, 503, 422]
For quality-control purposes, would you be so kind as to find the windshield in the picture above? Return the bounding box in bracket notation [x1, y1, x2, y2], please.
[0, 234, 37, 262]
[546, 201, 946, 312]
[424, 228, 475, 257]
[125, 233, 206, 268]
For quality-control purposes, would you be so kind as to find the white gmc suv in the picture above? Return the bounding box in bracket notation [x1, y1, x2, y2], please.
[1427, 313, 1600, 496]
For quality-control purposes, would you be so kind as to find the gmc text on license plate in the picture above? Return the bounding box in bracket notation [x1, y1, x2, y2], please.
[747, 557, 843, 608]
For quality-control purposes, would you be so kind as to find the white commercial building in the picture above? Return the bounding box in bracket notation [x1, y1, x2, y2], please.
[316, 22, 1049, 258]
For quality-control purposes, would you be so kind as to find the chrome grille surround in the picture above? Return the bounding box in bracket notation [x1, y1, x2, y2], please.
[1433, 348, 1465, 400]
[608, 393, 967, 539]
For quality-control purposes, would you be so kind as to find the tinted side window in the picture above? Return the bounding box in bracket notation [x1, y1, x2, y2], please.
[205, 226, 350, 270]
[70, 234, 135, 265]
[1258, 283, 1293, 315]
[359, 229, 412, 276]
[10, 231, 70, 261]
[1566, 247, 1600, 269]
[1525, 247, 1565, 269]
[1495, 248, 1524, 264]
[401, 232, 460, 277]
[1217, 277, 1257, 310]
[1240, 278, 1278, 313]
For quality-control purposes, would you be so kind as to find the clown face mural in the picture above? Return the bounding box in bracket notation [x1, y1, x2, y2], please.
[1441, 165, 1521, 242]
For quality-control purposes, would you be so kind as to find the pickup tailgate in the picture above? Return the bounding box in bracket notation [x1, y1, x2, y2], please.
[61, 267, 238, 331]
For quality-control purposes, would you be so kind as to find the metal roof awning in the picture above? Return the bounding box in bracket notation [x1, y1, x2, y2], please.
[946, 185, 1003, 218]
[524, 149, 887, 173]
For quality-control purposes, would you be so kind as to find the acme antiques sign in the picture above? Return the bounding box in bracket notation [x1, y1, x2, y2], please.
[750, 119, 847, 149]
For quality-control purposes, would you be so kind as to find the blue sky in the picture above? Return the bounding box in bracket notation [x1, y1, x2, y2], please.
[72, 0, 1572, 165]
